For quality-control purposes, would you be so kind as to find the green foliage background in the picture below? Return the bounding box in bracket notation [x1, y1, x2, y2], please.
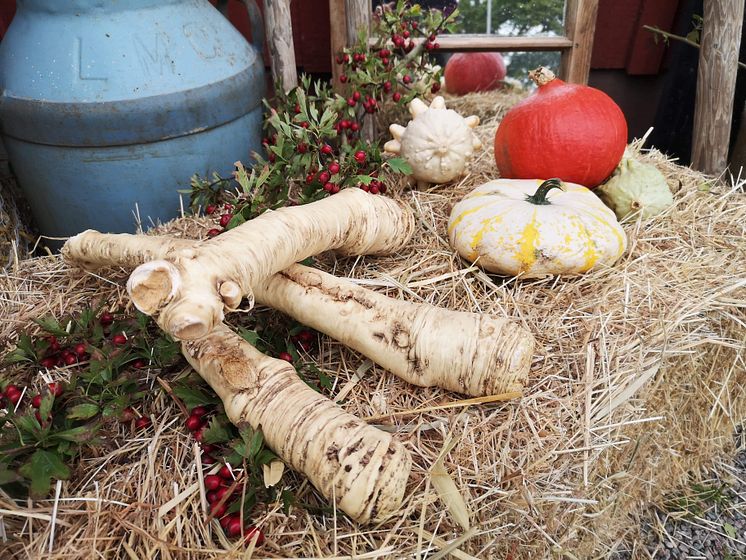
[453, 0, 565, 84]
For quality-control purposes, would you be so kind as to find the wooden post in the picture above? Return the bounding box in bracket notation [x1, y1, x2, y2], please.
[329, 0, 347, 92]
[560, 0, 599, 84]
[691, 0, 745, 175]
[262, 0, 298, 91]
[345, 0, 370, 46]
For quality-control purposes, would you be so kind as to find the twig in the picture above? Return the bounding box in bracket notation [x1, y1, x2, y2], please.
[643, 25, 746, 70]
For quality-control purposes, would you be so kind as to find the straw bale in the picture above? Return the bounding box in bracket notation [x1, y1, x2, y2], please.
[0, 90, 744, 559]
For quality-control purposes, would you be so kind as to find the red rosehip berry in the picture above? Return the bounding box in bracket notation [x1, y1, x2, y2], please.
[31, 394, 42, 408]
[406, 41, 415, 52]
[424, 42, 434, 51]
[205, 204, 216, 214]
[219, 214, 232, 228]
[411, 21, 418, 29]
[433, 42, 440, 49]
[383, 81, 392, 93]
[350, 122, 360, 132]
[207, 228, 221, 238]
[207, 491, 219, 504]
[112, 333, 127, 346]
[186, 415, 203, 432]
[403, 75, 412, 84]
[403, 30, 410, 38]
[74, 343, 87, 356]
[204, 474, 222, 491]
[99, 312, 114, 326]
[340, 120, 350, 129]
[339, 74, 348, 83]
[379, 183, 387, 194]
[48, 382, 64, 397]
[202, 454, 217, 465]
[328, 162, 340, 174]
[305, 173, 315, 184]
[296, 142, 308, 154]
[300, 121, 309, 128]
[370, 185, 380, 195]
[352, 91, 361, 101]
[429, 33, 437, 42]
[382, 57, 390, 65]
[64, 353, 77, 366]
[353, 150, 367, 164]
[135, 417, 151, 430]
[243, 526, 265, 546]
[323, 182, 334, 192]
[191, 406, 208, 417]
[331, 184, 341, 194]
[278, 351, 293, 363]
[347, 97, 356, 107]
[359, 183, 369, 192]
[343, 54, 350, 63]
[194, 427, 204, 442]
[294, 103, 301, 114]
[393, 92, 402, 102]
[317, 171, 331, 184]
[320, 144, 333, 155]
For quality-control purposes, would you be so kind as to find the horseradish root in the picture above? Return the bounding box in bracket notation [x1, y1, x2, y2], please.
[254, 264, 533, 396]
[64, 189, 415, 340]
[182, 324, 412, 523]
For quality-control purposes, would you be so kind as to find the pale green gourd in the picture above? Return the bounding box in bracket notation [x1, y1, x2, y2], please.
[596, 156, 673, 221]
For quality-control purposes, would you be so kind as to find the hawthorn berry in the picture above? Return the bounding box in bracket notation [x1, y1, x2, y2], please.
[132, 359, 146, 369]
[339, 75, 348, 83]
[350, 122, 360, 132]
[112, 333, 127, 346]
[219, 214, 232, 228]
[207, 228, 221, 238]
[186, 415, 203, 432]
[64, 353, 77, 366]
[207, 491, 219, 504]
[347, 97, 356, 107]
[220, 514, 236, 529]
[343, 53, 350, 63]
[340, 120, 351, 129]
[48, 382, 64, 397]
[328, 162, 340, 174]
[296, 142, 308, 154]
[205, 204, 217, 214]
[354, 150, 367, 165]
[219, 465, 234, 479]
[191, 406, 208, 417]
[382, 57, 390, 65]
[243, 526, 265, 546]
[40, 357, 56, 369]
[335, 54, 344, 65]
[210, 502, 227, 518]
[294, 103, 301, 114]
[383, 81, 392, 93]
[403, 30, 410, 38]
[268, 153, 276, 163]
[320, 144, 333, 155]
[204, 474, 222, 491]
[202, 455, 217, 465]
[99, 312, 114, 326]
[216, 486, 232, 501]
[194, 427, 205, 442]
[317, 171, 331, 184]
[228, 518, 243, 537]
[403, 75, 412, 84]
[74, 343, 87, 356]
[431, 82, 441, 93]
[393, 92, 402, 102]
[352, 91, 361, 101]
[370, 184, 380, 195]
[120, 407, 136, 423]
[135, 417, 151, 430]
[31, 394, 42, 408]
[298, 330, 315, 343]
[331, 184, 341, 194]
[278, 351, 293, 363]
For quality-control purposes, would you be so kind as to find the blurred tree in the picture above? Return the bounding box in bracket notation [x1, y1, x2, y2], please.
[455, 0, 565, 84]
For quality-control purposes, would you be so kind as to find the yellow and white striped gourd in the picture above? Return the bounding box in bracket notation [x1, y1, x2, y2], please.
[448, 178, 627, 278]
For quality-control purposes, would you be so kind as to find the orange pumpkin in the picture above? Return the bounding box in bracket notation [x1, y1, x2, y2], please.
[444, 52, 507, 95]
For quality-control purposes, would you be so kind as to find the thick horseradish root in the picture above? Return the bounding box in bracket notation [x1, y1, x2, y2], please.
[182, 324, 411, 523]
[62, 189, 535, 522]
[253, 264, 533, 396]
[64, 189, 415, 340]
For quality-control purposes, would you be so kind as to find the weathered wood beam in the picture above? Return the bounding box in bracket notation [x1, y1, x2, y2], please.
[345, 0, 370, 46]
[691, 0, 745, 175]
[560, 0, 599, 84]
[367, 35, 574, 52]
[262, 0, 298, 91]
[329, 0, 347, 93]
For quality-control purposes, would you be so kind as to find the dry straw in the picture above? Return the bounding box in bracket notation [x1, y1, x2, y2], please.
[1, 90, 745, 559]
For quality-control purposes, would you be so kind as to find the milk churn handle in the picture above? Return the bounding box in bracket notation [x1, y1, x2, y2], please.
[244, 0, 266, 52]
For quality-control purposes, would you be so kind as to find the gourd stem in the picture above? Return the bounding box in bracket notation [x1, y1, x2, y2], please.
[528, 67, 556, 87]
[526, 178, 564, 205]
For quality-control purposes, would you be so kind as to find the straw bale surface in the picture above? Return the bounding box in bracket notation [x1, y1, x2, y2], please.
[0, 91, 744, 559]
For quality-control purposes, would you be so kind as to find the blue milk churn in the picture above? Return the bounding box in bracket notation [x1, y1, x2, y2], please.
[0, 0, 266, 241]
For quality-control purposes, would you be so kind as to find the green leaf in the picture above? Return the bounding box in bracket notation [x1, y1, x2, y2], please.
[249, 429, 264, 458]
[237, 327, 260, 346]
[724, 522, 736, 539]
[66, 403, 100, 421]
[34, 316, 69, 337]
[52, 426, 97, 443]
[201, 416, 233, 445]
[172, 382, 220, 408]
[0, 464, 22, 485]
[255, 448, 278, 466]
[386, 157, 413, 175]
[3, 348, 33, 364]
[19, 449, 70, 498]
